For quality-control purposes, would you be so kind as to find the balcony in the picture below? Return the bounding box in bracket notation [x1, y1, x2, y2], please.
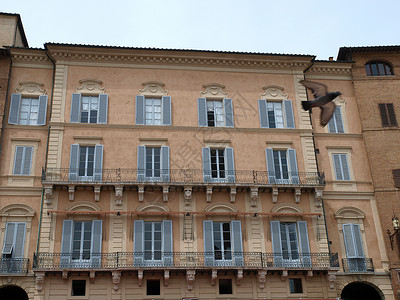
[33, 252, 338, 271]
[42, 168, 325, 187]
[0, 258, 29, 274]
[342, 258, 374, 273]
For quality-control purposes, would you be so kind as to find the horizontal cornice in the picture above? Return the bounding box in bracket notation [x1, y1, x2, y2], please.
[306, 62, 352, 79]
[10, 48, 51, 65]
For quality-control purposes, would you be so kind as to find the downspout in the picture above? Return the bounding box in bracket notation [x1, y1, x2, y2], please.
[303, 57, 332, 256]
[36, 47, 56, 254]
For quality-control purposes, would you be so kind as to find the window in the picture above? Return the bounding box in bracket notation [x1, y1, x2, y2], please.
[271, 221, 311, 267]
[203, 220, 243, 267]
[258, 99, 295, 129]
[69, 144, 103, 181]
[265, 148, 299, 184]
[8, 94, 47, 125]
[133, 220, 173, 267]
[198, 98, 234, 127]
[70, 93, 108, 124]
[289, 278, 303, 294]
[146, 279, 160, 296]
[333, 153, 350, 181]
[365, 61, 393, 76]
[71, 280, 86, 296]
[13, 146, 33, 175]
[328, 106, 345, 133]
[219, 279, 233, 294]
[1, 222, 26, 273]
[135, 96, 171, 126]
[137, 146, 169, 181]
[393, 169, 400, 188]
[379, 103, 397, 127]
[60, 220, 102, 268]
[342, 223, 366, 272]
[202, 147, 235, 183]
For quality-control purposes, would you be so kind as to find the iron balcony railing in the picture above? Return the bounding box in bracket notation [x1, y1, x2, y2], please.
[33, 252, 338, 270]
[0, 258, 29, 274]
[42, 168, 325, 187]
[342, 258, 374, 272]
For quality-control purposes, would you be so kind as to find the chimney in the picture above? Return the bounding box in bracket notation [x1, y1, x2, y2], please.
[329, 57, 334, 61]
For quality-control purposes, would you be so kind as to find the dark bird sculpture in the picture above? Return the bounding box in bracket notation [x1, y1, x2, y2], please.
[300, 80, 341, 127]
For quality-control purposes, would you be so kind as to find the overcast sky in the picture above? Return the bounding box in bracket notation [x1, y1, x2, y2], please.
[3, 0, 399, 60]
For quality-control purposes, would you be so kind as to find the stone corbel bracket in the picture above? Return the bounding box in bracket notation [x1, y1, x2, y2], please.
[138, 270, 144, 287]
[230, 187, 237, 203]
[250, 187, 259, 207]
[112, 271, 121, 291]
[115, 185, 123, 206]
[272, 188, 279, 203]
[315, 188, 323, 207]
[35, 271, 46, 292]
[90, 271, 96, 283]
[163, 186, 169, 202]
[281, 270, 288, 281]
[327, 271, 336, 289]
[186, 270, 196, 291]
[138, 186, 144, 202]
[184, 186, 192, 205]
[164, 270, 170, 286]
[306, 270, 313, 280]
[257, 270, 266, 289]
[68, 185, 75, 201]
[62, 270, 68, 280]
[206, 186, 213, 203]
[236, 270, 243, 285]
[295, 188, 301, 203]
[94, 185, 101, 202]
[211, 269, 218, 286]
[44, 185, 53, 205]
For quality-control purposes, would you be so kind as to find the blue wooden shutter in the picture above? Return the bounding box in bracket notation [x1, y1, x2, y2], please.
[352, 224, 364, 258]
[137, 146, 146, 181]
[283, 100, 295, 129]
[13, 146, 24, 175]
[198, 98, 207, 127]
[135, 95, 145, 125]
[98, 94, 108, 124]
[2, 223, 16, 255]
[224, 98, 234, 127]
[288, 149, 299, 184]
[37, 95, 48, 125]
[133, 220, 144, 266]
[69, 144, 79, 181]
[70, 93, 81, 123]
[297, 221, 311, 267]
[22, 146, 33, 175]
[333, 154, 342, 180]
[8, 94, 21, 125]
[203, 220, 214, 266]
[265, 148, 276, 184]
[162, 96, 171, 125]
[202, 147, 211, 182]
[14, 223, 26, 258]
[90, 220, 102, 268]
[161, 146, 170, 182]
[341, 154, 350, 180]
[162, 220, 173, 267]
[231, 221, 243, 266]
[94, 145, 103, 181]
[343, 224, 356, 258]
[60, 220, 73, 267]
[258, 99, 268, 128]
[271, 221, 283, 266]
[225, 147, 235, 183]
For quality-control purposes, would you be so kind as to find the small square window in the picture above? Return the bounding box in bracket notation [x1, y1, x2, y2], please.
[289, 278, 303, 294]
[219, 279, 232, 294]
[147, 279, 160, 295]
[71, 280, 86, 296]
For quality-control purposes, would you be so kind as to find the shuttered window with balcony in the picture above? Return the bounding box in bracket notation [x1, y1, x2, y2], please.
[265, 148, 299, 184]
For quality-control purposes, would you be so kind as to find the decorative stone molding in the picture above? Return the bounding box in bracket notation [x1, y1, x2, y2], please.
[163, 186, 169, 202]
[164, 270, 170, 286]
[62, 270, 68, 280]
[206, 187, 213, 203]
[35, 271, 45, 292]
[315, 188, 323, 207]
[112, 271, 121, 291]
[44, 185, 53, 205]
[139, 81, 168, 97]
[138, 186, 144, 202]
[236, 270, 243, 286]
[186, 270, 195, 291]
[115, 185, 123, 206]
[250, 187, 259, 207]
[257, 270, 266, 289]
[327, 271, 336, 289]
[260, 85, 288, 100]
[295, 188, 301, 203]
[90, 271, 96, 283]
[272, 188, 279, 203]
[200, 83, 228, 99]
[184, 186, 192, 205]
[138, 270, 143, 287]
[68, 185, 75, 201]
[281, 270, 288, 280]
[306, 270, 313, 280]
[76, 79, 105, 95]
[16, 81, 46, 97]
[211, 269, 218, 286]
[0, 203, 35, 217]
[94, 185, 101, 202]
[230, 187, 237, 203]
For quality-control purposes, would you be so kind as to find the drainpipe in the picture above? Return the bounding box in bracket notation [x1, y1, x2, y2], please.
[36, 47, 56, 254]
[303, 57, 332, 255]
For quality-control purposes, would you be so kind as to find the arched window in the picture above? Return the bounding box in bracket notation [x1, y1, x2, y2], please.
[365, 61, 393, 76]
